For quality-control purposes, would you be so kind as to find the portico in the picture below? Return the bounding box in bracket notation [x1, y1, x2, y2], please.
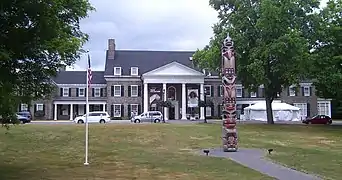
[142, 61, 205, 120]
[53, 101, 107, 120]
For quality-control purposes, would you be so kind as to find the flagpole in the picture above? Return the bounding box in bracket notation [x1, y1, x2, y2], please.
[84, 52, 89, 166]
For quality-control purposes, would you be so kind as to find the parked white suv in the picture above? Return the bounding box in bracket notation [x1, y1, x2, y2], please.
[131, 111, 163, 123]
[74, 111, 111, 124]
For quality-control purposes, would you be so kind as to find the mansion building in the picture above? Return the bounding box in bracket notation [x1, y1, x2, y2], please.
[19, 39, 332, 120]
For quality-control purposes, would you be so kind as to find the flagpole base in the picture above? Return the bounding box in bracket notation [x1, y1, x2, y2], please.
[84, 162, 89, 166]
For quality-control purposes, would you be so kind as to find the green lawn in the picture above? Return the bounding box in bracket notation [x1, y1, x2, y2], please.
[240, 124, 342, 180]
[0, 124, 271, 180]
[0, 123, 341, 180]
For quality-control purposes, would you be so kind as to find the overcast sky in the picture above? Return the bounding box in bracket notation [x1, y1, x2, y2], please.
[67, 0, 218, 71]
[67, 0, 328, 71]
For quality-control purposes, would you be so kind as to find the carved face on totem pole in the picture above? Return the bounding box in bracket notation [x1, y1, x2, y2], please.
[224, 34, 233, 47]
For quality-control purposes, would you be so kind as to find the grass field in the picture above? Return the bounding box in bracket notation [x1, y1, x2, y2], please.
[0, 123, 341, 180]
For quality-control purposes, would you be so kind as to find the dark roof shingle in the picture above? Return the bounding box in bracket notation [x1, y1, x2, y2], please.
[104, 50, 199, 76]
[52, 71, 106, 84]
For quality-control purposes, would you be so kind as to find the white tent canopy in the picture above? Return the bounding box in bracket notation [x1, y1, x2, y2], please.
[244, 102, 301, 121]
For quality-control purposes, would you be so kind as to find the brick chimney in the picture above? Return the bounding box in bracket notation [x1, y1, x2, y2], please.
[108, 39, 115, 60]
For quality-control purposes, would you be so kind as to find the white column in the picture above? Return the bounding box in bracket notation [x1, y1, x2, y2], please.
[200, 83, 205, 120]
[69, 104, 73, 120]
[54, 104, 57, 120]
[181, 83, 187, 120]
[143, 83, 148, 113]
[163, 83, 168, 120]
[102, 103, 105, 111]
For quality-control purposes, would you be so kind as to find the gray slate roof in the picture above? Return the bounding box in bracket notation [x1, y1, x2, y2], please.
[104, 50, 201, 76]
[52, 71, 106, 84]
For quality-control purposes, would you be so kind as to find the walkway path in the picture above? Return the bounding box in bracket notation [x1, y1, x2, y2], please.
[199, 148, 321, 180]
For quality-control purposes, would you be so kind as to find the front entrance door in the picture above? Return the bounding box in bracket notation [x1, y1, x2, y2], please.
[169, 107, 175, 120]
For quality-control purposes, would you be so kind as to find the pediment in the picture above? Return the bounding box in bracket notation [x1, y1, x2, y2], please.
[143, 61, 204, 76]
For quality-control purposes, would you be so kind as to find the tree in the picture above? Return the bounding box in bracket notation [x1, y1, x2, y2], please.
[0, 0, 94, 124]
[309, 0, 342, 100]
[194, 0, 322, 124]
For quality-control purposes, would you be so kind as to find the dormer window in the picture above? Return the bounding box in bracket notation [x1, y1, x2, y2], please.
[114, 67, 121, 76]
[131, 67, 139, 76]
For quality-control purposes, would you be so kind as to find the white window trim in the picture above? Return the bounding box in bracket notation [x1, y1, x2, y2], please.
[114, 67, 122, 76]
[303, 86, 310, 96]
[36, 103, 44, 111]
[293, 103, 307, 118]
[94, 87, 101, 97]
[130, 67, 139, 76]
[20, 103, 28, 111]
[63, 87, 69, 97]
[317, 101, 330, 116]
[205, 106, 212, 117]
[113, 104, 121, 117]
[204, 85, 211, 96]
[236, 87, 242, 97]
[289, 86, 296, 97]
[131, 85, 138, 97]
[131, 104, 139, 113]
[78, 88, 85, 97]
[250, 92, 257, 98]
[114, 85, 121, 97]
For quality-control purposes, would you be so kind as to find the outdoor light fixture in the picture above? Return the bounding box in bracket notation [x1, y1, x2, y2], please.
[203, 149, 210, 156]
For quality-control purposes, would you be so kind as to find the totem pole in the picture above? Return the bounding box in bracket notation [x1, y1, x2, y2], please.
[221, 33, 238, 152]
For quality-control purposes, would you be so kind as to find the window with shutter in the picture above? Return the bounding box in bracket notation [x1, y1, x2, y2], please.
[303, 86, 310, 96]
[130, 104, 138, 117]
[62, 88, 69, 97]
[289, 86, 296, 96]
[113, 104, 121, 117]
[94, 88, 101, 97]
[114, 85, 121, 97]
[204, 85, 211, 96]
[131, 85, 138, 97]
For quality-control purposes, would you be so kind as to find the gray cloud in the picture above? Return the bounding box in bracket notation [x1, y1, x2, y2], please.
[67, 0, 330, 71]
[67, 0, 219, 71]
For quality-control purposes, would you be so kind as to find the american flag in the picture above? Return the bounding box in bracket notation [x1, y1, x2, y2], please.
[87, 54, 92, 88]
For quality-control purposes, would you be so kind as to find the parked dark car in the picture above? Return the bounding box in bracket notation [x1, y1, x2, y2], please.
[17, 114, 31, 124]
[302, 115, 332, 125]
[17, 111, 32, 120]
